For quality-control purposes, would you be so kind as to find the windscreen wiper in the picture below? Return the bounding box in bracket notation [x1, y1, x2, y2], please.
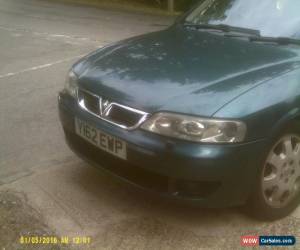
[249, 36, 300, 46]
[183, 23, 260, 36]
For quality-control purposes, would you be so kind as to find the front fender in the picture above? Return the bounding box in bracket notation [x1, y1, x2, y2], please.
[213, 68, 300, 141]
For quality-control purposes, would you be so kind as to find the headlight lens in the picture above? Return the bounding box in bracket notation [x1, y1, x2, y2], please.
[141, 113, 246, 143]
[64, 70, 78, 97]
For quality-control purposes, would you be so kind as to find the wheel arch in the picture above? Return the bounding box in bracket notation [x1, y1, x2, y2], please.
[268, 108, 300, 140]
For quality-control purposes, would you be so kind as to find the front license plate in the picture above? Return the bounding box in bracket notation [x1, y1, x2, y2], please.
[75, 118, 127, 160]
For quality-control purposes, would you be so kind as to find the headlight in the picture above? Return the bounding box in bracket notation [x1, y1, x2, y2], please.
[141, 112, 246, 143]
[64, 70, 78, 98]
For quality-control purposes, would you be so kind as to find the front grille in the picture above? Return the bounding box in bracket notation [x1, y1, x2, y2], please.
[78, 90, 100, 115]
[77, 89, 148, 130]
[108, 105, 143, 128]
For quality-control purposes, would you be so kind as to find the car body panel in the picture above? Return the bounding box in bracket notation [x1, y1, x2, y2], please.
[58, 93, 268, 207]
[214, 68, 300, 140]
[73, 26, 300, 119]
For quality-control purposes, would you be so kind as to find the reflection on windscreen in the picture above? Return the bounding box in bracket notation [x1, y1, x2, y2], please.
[186, 0, 300, 38]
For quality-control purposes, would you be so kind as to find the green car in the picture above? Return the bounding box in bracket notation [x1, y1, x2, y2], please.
[58, 0, 300, 220]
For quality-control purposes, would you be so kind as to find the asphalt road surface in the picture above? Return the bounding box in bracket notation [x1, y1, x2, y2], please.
[0, 0, 300, 249]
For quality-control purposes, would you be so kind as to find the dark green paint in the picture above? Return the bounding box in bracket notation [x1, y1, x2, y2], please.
[73, 25, 300, 141]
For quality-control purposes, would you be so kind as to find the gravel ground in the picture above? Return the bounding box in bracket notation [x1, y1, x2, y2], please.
[0, 191, 68, 250]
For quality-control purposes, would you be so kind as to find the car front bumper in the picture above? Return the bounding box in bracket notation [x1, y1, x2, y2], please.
[58, 91, 268, 207]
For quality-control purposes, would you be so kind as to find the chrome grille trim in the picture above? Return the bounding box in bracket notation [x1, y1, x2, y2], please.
[77, 88, 149, 130]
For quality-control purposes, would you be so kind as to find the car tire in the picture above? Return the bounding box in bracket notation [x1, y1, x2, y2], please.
[246, 121, 300, 221]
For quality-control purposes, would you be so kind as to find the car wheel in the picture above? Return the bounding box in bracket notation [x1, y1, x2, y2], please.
[246, 123, 300, 221]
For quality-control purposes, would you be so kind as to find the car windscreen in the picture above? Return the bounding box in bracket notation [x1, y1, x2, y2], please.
[185, 0, 300, 39]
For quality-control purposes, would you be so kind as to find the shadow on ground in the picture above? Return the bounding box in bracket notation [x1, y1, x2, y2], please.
[2, 159, 300, 249]
[55, 161, 300, 249]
